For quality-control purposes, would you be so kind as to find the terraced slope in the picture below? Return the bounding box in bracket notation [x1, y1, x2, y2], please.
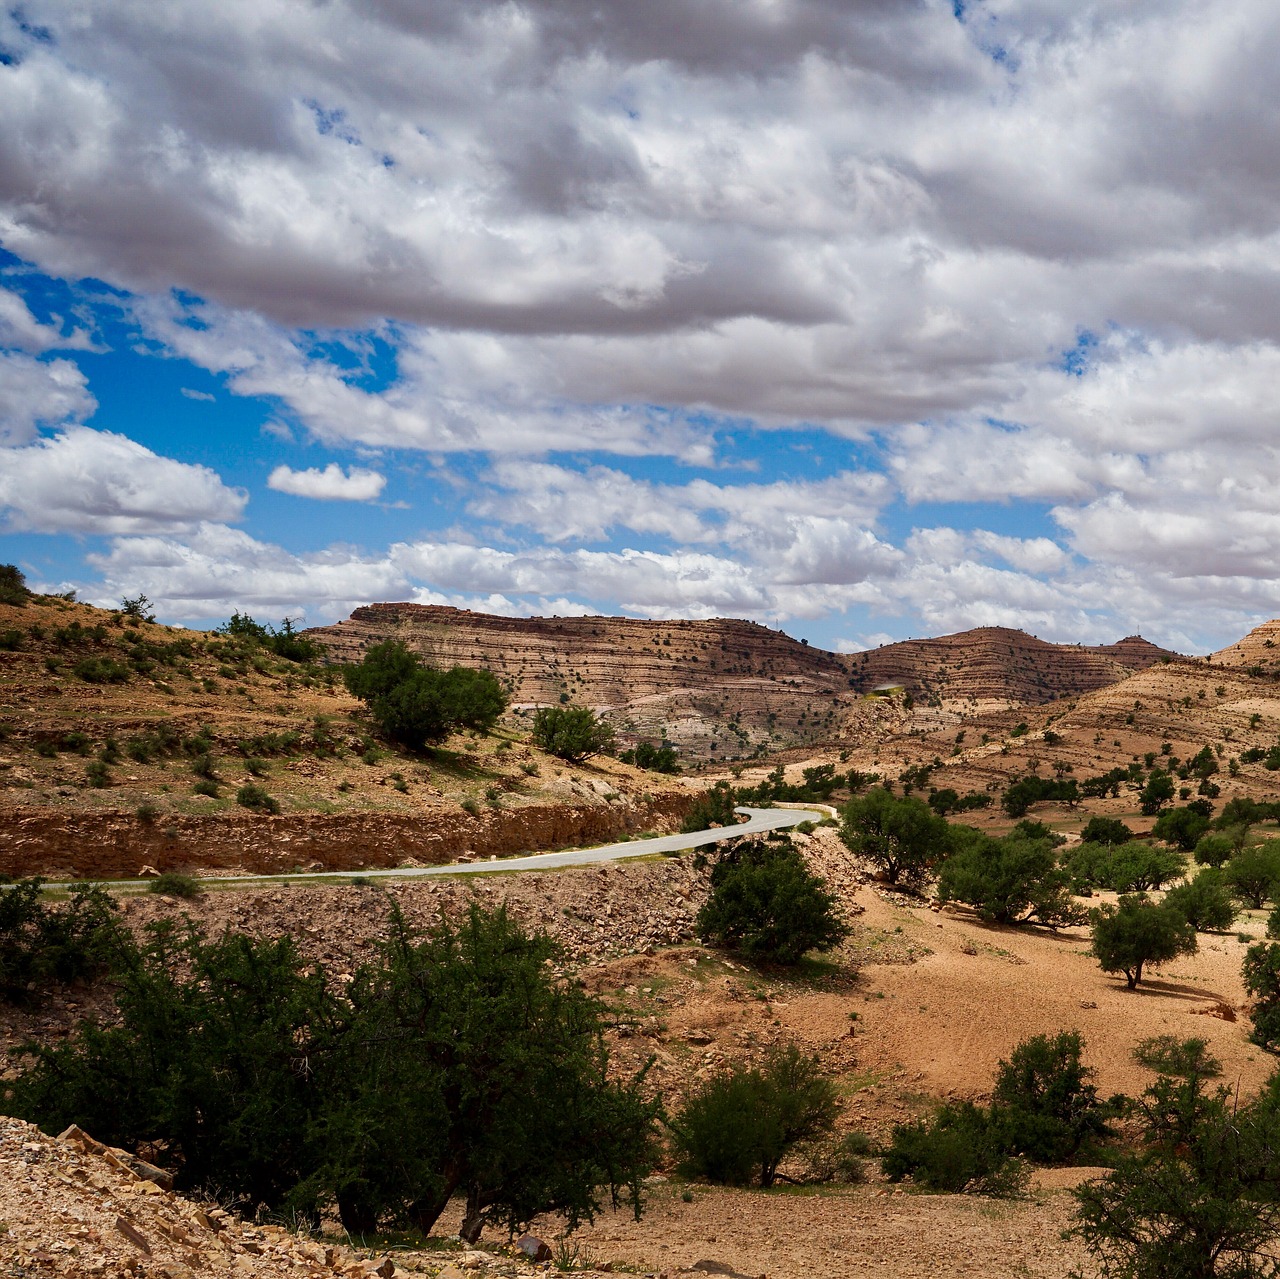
[844, 626, 1177, 706]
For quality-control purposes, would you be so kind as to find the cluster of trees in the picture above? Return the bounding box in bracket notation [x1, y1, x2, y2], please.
[346, 640, 508, 751]
[835, 786, 1280, 993]
[3, 901, 657, 1242]
[218, 612, 323, 663]
[618, 740, 680, 773]
[883, 1031, 1115, 1193]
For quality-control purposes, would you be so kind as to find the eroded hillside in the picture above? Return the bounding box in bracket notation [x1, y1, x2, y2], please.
[0, 596, 687, 878]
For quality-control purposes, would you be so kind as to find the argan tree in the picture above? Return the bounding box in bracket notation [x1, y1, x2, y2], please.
[839, 787, 952, 889]
[1090, 895, 1197, 989]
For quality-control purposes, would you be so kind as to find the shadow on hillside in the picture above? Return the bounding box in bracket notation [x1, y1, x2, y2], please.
[1114, 977, 1227, 1002]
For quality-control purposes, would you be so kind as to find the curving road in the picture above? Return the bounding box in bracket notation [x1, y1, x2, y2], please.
[44, 805, 832, 890]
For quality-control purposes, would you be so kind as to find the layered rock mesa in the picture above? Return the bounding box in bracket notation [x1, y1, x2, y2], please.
[307, 606, 1179, 760]
[844, 626, 1178, 706]
[309, 603, 868, 761]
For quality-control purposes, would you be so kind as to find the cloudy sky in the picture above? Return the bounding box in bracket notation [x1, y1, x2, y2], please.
[2, 0, 1278, 653]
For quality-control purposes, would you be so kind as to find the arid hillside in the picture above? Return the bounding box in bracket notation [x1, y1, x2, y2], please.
[0, 595, 688, 878]
[845, 626, 1177, 706]
[307, 605, 1174, 762]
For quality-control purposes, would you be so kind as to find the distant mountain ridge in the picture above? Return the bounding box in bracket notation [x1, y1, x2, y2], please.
[845, 626, 1179, 705]
[306, 606, 1181, 761]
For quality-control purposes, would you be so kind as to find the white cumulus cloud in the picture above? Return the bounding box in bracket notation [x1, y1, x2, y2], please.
[267, 462, 386, 502]
[0, 428, 246, 534]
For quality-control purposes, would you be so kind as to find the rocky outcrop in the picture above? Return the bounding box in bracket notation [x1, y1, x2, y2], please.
[0, 793, 690, 879]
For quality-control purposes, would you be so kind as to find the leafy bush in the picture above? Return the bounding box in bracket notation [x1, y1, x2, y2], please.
[84, 760, 112, 789]
[1193, 832, 1235, 868]
[72, 656, 131, 684]
[1223, 841, 1280, 909]
[4, 905, 659, 1242]
[1106, 842, 1184, 892]
[619, 740, 680, 773]
[1162, 870, 1238, 933]
[1071, 1037, 1280, 1279]
[990, 1031, 1115, 1163]
[839, 788, 953, 889]
[531, 704, 616, 763]
[0, 880, 121, 1004]
[1000, 775, 1080, 817]
[1079, 817, 1134, 846]
[345, 640, 508, 750]
[0, 628, 22, 650]
[696, 839, 848, 964]
[672, 1044, 838, 1187]
[192, 778, 219, 797]
[148, 872, 202, 899]
[681, 781, 742, 833]
[1090, 895, 1198, 989]
[0, 563, 30, 606]
[936, 830, 1084, 927]
[884, 1032, 1113, 1195]
[1242, 943, 1280, 1053]
[236, 783, 280, 814]
[1061, 841, 1183, 894]
[882, 1101, 1027, 1196]
[1152, 806, 1212, 852]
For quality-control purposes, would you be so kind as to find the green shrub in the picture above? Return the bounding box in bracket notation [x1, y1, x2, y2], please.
[0, 880, 120, 1004]
[345, 641, 507, 750]
[84, 760, 112, 789]
[0, 564, 30, 606]
[72, 657, 131, 684]
[0, 629, 23, 650]
[1071, 1037, 1280, 1278]
[1193, 832, 1235, 868]
[839, 787, 953, 889]
[1152, 806, 1212, 852]
[531, 704, 616, 763]
[1242, 943, 1280, 1053]
[1223, 842, 1280, 909]
[189, 753, 219, 781]
[3, 905, 659, 1242]
[148, 872, 202, 899]
[696, 839, 848, 964]
[1079, 817, 1134, 846]
[192, 779, 219, 798]
[936, 830, 1084, 927]
[882, 1101, 1027, 1196]
[1163, 870, 1238, 933]
[681, 781, 742, 833]
[236, 783, 280, 814]
[990, 1031, 1115, 1163]
[619, 741, 680, 774]
[672, 1044, 838, 1187]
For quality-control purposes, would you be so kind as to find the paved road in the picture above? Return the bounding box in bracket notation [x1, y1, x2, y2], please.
[50, 804, 830, 890]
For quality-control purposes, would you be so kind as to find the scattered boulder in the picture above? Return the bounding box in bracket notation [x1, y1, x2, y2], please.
[517, 1233, 552, 1262]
